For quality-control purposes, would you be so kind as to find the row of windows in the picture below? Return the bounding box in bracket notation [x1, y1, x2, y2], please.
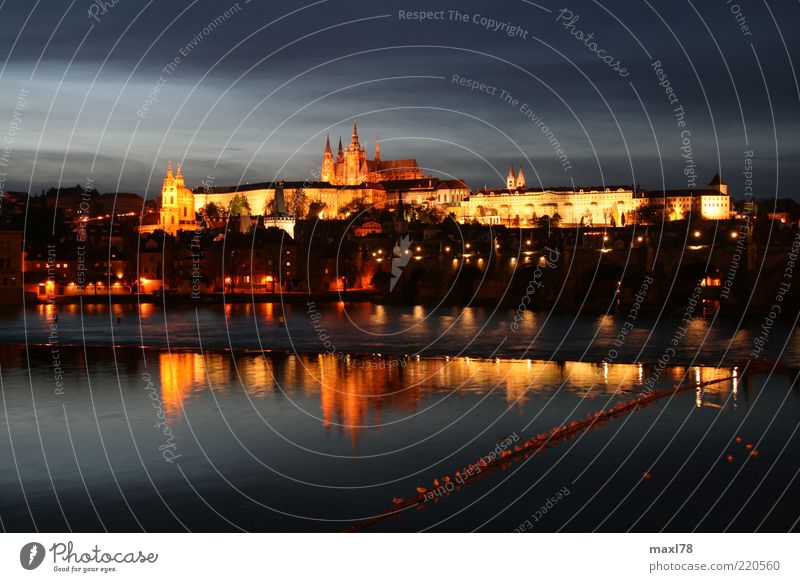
[35, 262, 68, 268]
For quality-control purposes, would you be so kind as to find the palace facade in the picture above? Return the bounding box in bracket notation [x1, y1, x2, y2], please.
[454, 167, 731, 226]
[639, 174, 731, 221]
[455, 165, 642, 226]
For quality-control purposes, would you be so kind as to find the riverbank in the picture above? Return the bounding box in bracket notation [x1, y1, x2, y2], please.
[33, 289, 379, 305]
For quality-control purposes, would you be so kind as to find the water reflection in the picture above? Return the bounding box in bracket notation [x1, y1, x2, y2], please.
[5, 303, 800, 367]
[0, 340, 792, 533]
[139, 347, 738, 445]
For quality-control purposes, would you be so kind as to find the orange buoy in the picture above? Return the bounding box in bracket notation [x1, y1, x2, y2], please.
[750, 450, 760, 458]
[745, 443, 753, 450]
[392, 497, 404, 504]
[642, 471, 652, 480]
[726, 454, 734, 462]
[735, 436, 742, 444]
[415, 487, 427, 494]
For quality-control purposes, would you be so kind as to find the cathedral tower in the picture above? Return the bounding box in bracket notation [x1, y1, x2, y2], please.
[344, 119, 366, 185]
[319, 119, 424, 186]
[320, 135, 335, 183]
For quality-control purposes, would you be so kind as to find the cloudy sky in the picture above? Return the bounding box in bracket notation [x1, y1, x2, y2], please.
[0, 0, 797, 200]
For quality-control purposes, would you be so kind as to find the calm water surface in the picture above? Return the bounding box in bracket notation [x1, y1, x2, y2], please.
[0, 304, 798, 531]
[2, 302, 799, 365]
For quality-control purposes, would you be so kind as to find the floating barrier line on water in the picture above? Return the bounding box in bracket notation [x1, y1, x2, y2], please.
[346, 373, 739, 532]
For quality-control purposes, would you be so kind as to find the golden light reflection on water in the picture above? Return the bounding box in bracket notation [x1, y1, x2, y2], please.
[139, 303, 155, 319]
[158, 352, 208, 420]
[151, 350, 738, 440]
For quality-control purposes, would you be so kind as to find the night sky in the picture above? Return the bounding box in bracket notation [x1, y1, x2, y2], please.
[0, 0, 797, 200]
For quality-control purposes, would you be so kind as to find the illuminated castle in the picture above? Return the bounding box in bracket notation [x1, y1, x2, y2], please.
[320, 119, 425, 186]
[457, 167, 731, 226]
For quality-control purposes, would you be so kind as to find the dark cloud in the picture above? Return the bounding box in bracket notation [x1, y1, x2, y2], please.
[0, 0, 796, 198]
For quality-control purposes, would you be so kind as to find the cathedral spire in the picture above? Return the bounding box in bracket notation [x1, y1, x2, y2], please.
[506, 164, 515, 189]
[167, 160, 173, 178]
[337, 137, 344, 161]
[324, 134, 331, 154]
[176, 161, 183, 179]
[351, 118, 359, 146]
[375, 136, 380, 162]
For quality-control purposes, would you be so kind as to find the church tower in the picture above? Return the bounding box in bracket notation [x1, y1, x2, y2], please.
[158, 161, 196, 235]
[344, 119, 366, 185]
[159, 161, 177, 233]
[506, 165, 516, 189]
[516, 166, 526, 189]
[320, 135, 335, 183]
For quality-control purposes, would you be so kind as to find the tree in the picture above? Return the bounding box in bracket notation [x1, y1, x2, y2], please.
[289, 188, 308, 218]
[338, 198, 370, 217]
[228, 194, 250, 216]
[410, 205, 445, 224]
[201, 202, 224, 220]
[635, 205, 664, 225]
[307, 201, 327, 219]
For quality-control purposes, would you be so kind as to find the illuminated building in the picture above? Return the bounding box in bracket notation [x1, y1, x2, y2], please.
[641, 173, 731, 221]
[140, 161, 197, 235]
[320, 119, 424, 185]
[456, 167, 731, 226]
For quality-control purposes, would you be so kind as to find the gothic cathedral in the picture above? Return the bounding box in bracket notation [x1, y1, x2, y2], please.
[320, 119, 424, 186]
